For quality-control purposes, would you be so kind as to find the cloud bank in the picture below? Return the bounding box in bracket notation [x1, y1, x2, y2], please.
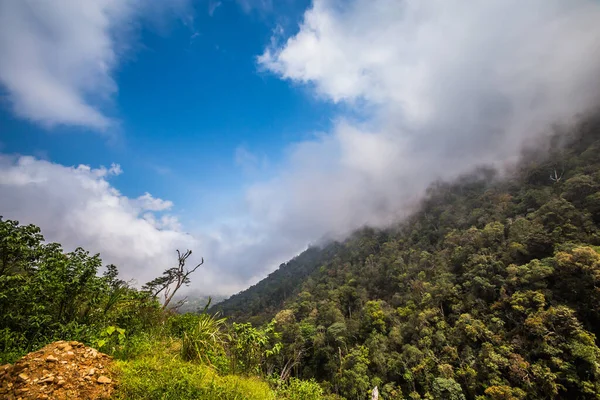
[251, 0, 600, 238]
[0, 155, 297, 295]
[0, 155, 204, 287]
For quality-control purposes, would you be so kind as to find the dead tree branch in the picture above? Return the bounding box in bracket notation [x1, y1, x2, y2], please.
[143, 249, 204, 310]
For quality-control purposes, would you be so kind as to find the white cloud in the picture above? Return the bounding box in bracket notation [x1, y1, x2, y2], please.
[260, 0, 600, 114]
[231, 0, 600, 280]
[0, 155, 205, 289]
[134, 193, 174, 212]
[0, 0, 189, 130]
[0, 155, 282, 295]
[0, 148, 313, 296]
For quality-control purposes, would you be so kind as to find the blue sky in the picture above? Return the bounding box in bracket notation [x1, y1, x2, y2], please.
[1, 0, 599, 295]
[1, 0, 335, 225]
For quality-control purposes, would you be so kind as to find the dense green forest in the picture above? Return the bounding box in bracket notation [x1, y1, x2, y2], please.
[3, 115, 600, 399]
[215, 116, 600, 399]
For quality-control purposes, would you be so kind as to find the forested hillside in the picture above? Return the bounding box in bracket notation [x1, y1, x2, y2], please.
[212, 245, 343, 325]
[215, 116, 600, 399]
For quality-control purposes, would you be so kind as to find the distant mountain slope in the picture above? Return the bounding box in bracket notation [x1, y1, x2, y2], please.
[214, 115, 600, 399]
[174, 293, 226, 314]
[213, 244, 343, 324]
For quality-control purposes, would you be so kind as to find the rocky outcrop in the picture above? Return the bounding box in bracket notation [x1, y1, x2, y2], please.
[0, 341, 115, 399]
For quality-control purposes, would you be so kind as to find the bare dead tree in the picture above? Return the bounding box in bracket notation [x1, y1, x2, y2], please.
[279, 348, 304, 382]
[143, 249, 204, 310]
[550, 167, 564, 183]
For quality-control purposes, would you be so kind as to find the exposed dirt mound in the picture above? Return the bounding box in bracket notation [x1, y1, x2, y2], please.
[0, 341, 116, 399]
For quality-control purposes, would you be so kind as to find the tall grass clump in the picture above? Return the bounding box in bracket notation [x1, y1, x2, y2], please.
[180, 312, 229, 368]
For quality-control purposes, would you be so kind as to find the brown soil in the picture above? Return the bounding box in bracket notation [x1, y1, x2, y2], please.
[0, 341, 116, 400]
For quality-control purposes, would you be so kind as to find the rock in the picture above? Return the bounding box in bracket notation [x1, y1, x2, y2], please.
[96, 375, 111, 384]
[4, 341, 114, 399]
[39, 375, 54, 383]
[17, 373, 29, 382]
[13, 363, 28, 373]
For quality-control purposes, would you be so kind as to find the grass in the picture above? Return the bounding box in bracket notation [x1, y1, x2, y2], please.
[180, 312, 229, 366]
[112, 338, 276, 400]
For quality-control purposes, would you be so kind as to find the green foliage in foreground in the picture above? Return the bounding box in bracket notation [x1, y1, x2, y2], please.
[113, 336, 333, 400]
[277, 377, 327, 400]
[181, 312, 229, 366]
[0, 216, 163, 364]
[114, 343, 276, 400]
[0, 216, 336, 398]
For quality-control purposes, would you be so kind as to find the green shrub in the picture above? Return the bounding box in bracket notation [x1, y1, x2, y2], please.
[167, 312, 201, 337]
[106, 331, 160, 361]
[95, 325, 126, 353]
[0, 328, 28, 364]
[230, 321, 281, 375]
[277, 377, 324, 400]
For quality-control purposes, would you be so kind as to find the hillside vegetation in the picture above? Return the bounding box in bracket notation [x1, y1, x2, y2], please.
[3, 117, 600, 399]
[215, 117, 600, 399]
[0, 221, 330, 399]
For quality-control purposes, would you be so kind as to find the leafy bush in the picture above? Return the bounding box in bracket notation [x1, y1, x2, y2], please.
[0, 328, 27, 364]
[96, 325, 126, 353]
[277, 377, 324, 400]
[167, 312, 201, 337]
[230, 321, 282, 375]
